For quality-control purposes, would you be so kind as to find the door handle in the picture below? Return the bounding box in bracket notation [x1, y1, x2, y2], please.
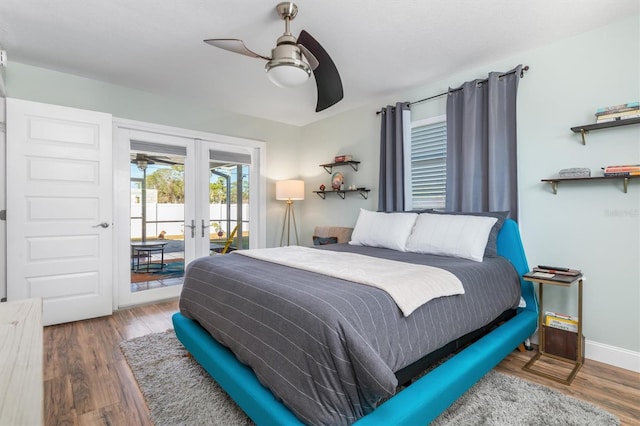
[201, 219, 210, 238]
[185, 219, 196, 238]
[92, 222, 110, 228]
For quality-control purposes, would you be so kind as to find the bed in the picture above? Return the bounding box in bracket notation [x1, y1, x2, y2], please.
[173, 213, 538, 425]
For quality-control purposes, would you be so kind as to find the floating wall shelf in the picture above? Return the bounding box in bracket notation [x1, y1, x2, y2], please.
[316, 159, 369, 199]
[570, 117, 640, 145]
[319, 161, 360, 174]
[313, 189, 370, 200]
[541, 175, 637, 194]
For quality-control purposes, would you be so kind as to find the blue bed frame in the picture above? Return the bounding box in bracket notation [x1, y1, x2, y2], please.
[172, 219, 538, 425]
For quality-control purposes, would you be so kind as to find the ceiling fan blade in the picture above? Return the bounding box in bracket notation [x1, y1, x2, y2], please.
[148, 156, 180, 166]
[131, 154, 181, 166]
[203, 38, 270, 60]
[297, 44, 319, 70]
[131, 153, 154, 164]
[297, 30, 343, 112]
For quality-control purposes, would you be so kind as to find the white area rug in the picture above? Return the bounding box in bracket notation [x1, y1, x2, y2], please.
[121, 330, 619, 426]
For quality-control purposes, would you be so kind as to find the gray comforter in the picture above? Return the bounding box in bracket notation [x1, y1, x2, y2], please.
[179, 244, 520, 425]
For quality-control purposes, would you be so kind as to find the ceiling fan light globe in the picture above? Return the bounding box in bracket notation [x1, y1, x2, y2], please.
[265, 60, 311, 88]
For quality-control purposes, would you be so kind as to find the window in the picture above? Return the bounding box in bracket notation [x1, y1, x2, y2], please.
[405, 116, 447, 210]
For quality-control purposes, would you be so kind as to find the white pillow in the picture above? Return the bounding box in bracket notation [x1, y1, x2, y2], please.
[405, 213, 498, 262]
[349, 209, 418, 252]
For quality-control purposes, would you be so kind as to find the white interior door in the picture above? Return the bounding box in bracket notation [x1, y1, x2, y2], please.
[0, 102, 6, 302]
[6, 98, 113, 326]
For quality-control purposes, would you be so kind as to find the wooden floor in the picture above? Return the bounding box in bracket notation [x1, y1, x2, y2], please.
[44, 299, 640, 425]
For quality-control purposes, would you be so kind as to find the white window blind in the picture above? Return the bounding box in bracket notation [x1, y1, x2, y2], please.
[209, 149, 252, 165]
[407, 117, 447, 210]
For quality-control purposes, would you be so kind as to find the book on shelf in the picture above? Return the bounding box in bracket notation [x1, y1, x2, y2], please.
[545, 314, 578, 333]
[603, 171, 640, 177]
[603, 165, 640, 173]
[597, 107, 640, 117]
[545, 310, 578, 322]
[595, 101, 639, 116]
[596, 111, 640, 123]
[597, 116, 640, 124]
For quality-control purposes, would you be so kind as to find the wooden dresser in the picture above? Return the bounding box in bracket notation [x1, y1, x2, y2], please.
[0, 298, 43, 425]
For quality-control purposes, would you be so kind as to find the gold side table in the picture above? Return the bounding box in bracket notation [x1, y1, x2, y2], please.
[522, 272, 583, 385]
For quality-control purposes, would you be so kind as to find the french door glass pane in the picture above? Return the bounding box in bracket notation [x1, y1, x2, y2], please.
[130, 152, 186, 292]
[209, 161, 250, 253]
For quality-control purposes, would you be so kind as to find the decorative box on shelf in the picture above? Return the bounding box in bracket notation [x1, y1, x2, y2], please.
[334, 154, 353, 163]
[558, 168, 590, 178]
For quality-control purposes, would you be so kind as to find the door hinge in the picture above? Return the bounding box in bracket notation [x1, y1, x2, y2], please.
[0, 210, 5, 221]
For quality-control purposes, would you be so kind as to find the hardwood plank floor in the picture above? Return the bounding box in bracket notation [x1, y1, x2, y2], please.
[44, 300, 640, 425]
[43, 300, 177, 426]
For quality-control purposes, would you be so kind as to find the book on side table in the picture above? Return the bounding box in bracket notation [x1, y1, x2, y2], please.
[524, 265, 582, 284]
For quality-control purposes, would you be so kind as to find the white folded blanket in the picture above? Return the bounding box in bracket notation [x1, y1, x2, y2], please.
[234, 246, 464, 316]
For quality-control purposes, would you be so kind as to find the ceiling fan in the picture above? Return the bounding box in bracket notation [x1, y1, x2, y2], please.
[131, 153, 180, 171]
[204, 2, 343, 112]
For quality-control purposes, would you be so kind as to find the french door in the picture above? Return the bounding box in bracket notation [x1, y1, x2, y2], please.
[115, 123, 263, 307]
[197, 144, 253, 257]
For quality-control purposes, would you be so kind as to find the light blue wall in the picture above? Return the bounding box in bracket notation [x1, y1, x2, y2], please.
[299, 15, 640, 355]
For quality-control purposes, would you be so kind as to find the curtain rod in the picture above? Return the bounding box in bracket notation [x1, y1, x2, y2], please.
[376, 65, 529, 115]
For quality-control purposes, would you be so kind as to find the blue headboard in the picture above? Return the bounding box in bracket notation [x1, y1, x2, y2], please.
[496, 219, 536, 313]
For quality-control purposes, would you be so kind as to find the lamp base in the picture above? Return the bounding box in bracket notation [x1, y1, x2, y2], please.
[280, 200, 299, 246]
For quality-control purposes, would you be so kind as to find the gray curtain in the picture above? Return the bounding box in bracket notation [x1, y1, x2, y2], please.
[445, 65, 522, 220]
[378, 102, 410, 212]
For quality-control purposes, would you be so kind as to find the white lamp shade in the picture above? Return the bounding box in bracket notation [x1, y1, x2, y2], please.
[266, 64, 310, 88]
[276, 179, 305, 200]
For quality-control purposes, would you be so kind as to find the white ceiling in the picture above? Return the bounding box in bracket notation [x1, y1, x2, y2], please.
[1, 0, 638, 126]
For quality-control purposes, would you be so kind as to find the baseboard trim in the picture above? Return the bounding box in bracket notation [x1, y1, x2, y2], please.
[529, 333, 639, 373]
[585, 339, 640, 373]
